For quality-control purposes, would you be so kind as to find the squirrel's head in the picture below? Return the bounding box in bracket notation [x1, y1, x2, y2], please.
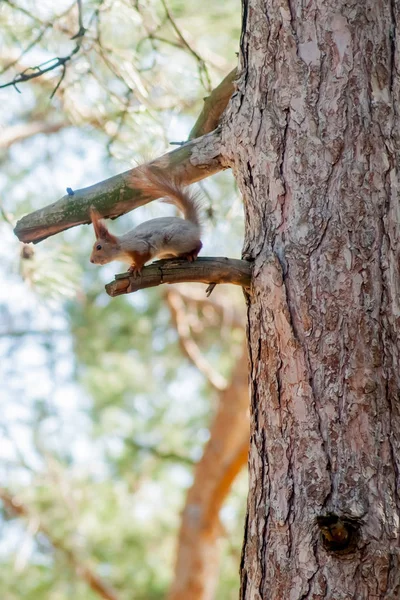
[89, 207, 120, 265]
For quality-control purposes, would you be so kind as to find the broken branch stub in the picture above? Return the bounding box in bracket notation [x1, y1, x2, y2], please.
[105, 257, 252, 297]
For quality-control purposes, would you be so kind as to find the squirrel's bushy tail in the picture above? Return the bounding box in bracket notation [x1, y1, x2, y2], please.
[130, 166, 202, 228]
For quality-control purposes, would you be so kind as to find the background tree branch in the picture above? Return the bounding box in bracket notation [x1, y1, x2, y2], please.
[160, 0, 212, 91]
[171, 286, 245, 330]
[188, 67, 237, 139]
[0, 488, 120, 600]
[125, 439, 195, 466]
[166, 289, 228, 390]
[0, 120, 71, 150]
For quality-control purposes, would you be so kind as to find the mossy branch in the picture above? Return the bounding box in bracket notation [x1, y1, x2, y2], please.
[13, 65, 238, 245]
[14, 128, 224, 244]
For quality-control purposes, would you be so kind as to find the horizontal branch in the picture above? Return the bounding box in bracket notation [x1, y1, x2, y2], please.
[105, 257, 252, 297]
[14, 128, 224, 244]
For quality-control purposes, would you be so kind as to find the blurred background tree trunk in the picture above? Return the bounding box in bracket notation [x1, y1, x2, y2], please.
[168, 343, 249, 600]
[223, 0, 400, 596]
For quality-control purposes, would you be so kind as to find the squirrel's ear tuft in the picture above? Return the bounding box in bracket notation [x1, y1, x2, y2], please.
[89, 207, 116, 242]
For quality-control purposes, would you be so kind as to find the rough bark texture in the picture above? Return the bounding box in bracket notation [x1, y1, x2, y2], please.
[168, 347, 249, 600]
[221, 0, 400, 597]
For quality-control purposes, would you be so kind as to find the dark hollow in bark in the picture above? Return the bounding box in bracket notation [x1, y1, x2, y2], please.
[316, 514, 361, 555]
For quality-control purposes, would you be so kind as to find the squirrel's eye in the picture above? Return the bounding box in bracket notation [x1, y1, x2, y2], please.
[96, 244, 102, 250]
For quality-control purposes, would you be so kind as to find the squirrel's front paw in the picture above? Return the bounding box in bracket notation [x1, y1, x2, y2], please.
[128, 265, 142, 277]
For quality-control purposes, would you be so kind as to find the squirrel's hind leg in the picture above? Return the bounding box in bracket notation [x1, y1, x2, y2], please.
[178, 240, 203, 263]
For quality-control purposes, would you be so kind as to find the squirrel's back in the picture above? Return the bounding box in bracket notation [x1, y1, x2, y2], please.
[129, 166, 202, 228]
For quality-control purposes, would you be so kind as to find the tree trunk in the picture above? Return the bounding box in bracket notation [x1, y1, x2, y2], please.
[222, 0, 400, 596]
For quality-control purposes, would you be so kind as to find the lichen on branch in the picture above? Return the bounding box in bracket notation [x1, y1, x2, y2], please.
[14, 128, 224, 244]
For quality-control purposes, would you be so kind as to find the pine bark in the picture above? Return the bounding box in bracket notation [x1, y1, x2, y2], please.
[222, 0, 400, 597]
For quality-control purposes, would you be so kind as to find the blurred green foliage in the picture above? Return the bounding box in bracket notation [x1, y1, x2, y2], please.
[0, 1, 246, 598]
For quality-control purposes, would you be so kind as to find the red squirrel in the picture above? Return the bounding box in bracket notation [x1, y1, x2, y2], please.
[90, 166, 203, 275]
